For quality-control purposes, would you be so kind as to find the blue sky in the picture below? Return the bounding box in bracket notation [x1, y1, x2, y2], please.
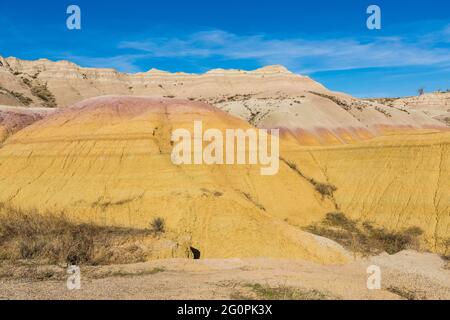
[0, 0, 449, 97]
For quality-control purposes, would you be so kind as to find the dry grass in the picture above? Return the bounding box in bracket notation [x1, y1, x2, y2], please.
[280, 158, 337, 200]
[306, 212, 423, 256]
[0, 86, 33, 106]
[0, 204, 157, 265]
[232, 283, 338, 300]
[387, 286, 427, 300]
[94, 267, 166, 279]
[311, 181, 337, 198]
[30, 83, 57, 108]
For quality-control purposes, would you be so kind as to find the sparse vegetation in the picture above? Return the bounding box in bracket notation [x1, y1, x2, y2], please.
[306, 212, 423, 256]
[30, 83, 57, 108]
[312, 181, 337, 198]
[375, 106, 392, 118]
[387, 286, 426, 300]
[21, 77, 32, 87]
[0, 204, 156, 265]
[95, 267, 166, 279]
[0, 87, 33, 106]
[10, 91, 33, 106]
[150, 217, 165, 235]
[309, 91, 352, 111]
[442, 117, 450, 127]
[281, 158, 338, 200]
[443, 238, 450, 261]
[241, 192, 266, 211]
[232, 283, 338, 300]
[366, 97, 398, 107]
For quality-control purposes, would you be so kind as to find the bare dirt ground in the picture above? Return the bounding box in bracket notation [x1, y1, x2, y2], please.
[0, 250, 449, 300]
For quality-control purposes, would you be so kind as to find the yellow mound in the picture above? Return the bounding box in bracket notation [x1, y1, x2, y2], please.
[285, 132, 450, 253]
[0, 96, 348, 263]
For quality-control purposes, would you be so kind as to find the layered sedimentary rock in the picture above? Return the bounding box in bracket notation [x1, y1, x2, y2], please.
[0, 96, 348, 263]
[0, 105, 54, 143]
[390, 92, 450, 126]
[1, 56, 447, 145]
[0, 95, 448, 257]
[215, 91, 447, 145]
[285, 132, 450, 253]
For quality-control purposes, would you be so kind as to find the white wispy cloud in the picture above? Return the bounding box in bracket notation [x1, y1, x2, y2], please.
[118, 26, 450, 74]
[59, 54, 148, 73]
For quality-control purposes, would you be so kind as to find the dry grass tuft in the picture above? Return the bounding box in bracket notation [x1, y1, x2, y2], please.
[232, 283, 338, 300]
[306, 212, 423, 256]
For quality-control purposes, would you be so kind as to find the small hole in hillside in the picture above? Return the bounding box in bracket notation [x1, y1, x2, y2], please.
[190, 247, 201, 259]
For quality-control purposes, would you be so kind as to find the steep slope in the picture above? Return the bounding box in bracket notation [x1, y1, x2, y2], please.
[0, 96, 347, 263]
[285, 132, 450, 254]
[1, 56, 447, 146]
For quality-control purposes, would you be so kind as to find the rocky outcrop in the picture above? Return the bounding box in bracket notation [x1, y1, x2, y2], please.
[1, 56, 447, 146]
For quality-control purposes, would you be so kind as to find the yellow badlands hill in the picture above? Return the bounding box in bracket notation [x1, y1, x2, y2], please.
[0, 96, 448, 259]
[287, 132, 450, 253]
[0, 96, 348, 263]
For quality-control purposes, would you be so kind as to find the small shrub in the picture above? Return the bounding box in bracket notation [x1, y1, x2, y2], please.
[313, 182, 337, 198]
[150, 217, 165, 235]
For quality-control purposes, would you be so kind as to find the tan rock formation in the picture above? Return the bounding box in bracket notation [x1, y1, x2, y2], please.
[2, 56, 446, 145]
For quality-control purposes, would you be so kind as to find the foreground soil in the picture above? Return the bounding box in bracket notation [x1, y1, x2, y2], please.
[0, 250, 448, 300]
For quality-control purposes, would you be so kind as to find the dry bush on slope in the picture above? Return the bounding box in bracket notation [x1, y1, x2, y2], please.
[150, 217, 166, 235]
[30, 83, 57, 108]
[306, 212, 423, 256]
[0, 204, 159, 265]
[0, 86, 33, 106]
